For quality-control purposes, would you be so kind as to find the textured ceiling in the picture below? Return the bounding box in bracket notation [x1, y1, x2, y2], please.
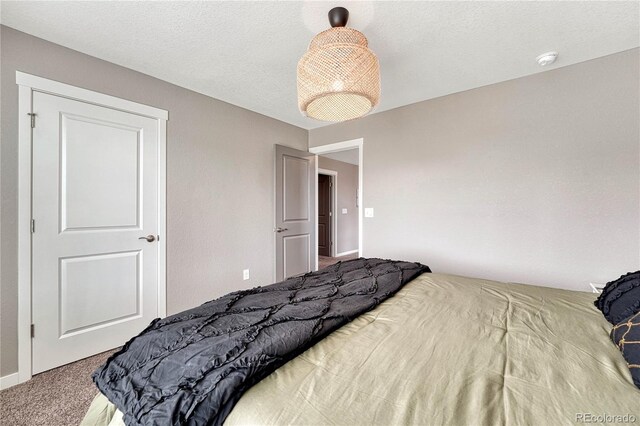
[1, 1, 638, 130]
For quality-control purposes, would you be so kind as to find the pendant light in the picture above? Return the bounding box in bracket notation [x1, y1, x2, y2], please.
[297, 7, 380, 122]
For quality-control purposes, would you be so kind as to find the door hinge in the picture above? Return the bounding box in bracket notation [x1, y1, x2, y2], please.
[31, 324, 35, 338]
[31, 219, 35, 233]
[27, 113, 36, 128]
[329, 211, 332, 216]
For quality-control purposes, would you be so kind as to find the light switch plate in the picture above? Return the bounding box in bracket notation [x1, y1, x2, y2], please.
[243, 269, 250, 280]
[342, 208, 348, 214]
[364, 208, 374, 218]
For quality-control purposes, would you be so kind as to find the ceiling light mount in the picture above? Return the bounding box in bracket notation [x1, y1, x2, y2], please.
[328, 7, 349, 28]
[536, 51, 559, 67]
[297, 7, 380, 122]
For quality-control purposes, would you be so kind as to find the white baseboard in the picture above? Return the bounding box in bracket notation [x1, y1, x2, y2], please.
[0, 372, 20, 390]
[336, 249, 359, 257]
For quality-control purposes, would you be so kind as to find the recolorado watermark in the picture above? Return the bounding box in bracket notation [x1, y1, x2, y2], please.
[576, 413, 637, 423]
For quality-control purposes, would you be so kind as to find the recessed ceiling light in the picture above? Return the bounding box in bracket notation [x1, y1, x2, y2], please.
[536, 52, 559, 67]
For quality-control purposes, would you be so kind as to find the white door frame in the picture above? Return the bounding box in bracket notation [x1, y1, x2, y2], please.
[16, 71, 168, 384]
[310, 138, 363, 270]
[317, 169, 338, 257]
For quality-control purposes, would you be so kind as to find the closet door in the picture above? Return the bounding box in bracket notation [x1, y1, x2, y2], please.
[31, 91, 160, 373]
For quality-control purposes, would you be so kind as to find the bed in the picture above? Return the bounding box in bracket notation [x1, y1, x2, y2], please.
[82, 266, 639, 426]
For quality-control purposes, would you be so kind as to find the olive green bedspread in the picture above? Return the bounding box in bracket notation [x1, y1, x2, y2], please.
[82, 273, 639, 425]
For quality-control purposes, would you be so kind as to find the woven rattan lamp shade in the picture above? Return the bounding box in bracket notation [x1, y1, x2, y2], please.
[297, 25, 380, 122]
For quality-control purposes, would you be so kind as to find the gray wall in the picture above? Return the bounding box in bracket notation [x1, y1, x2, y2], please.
[318, 156, 359, 254]
[0, 26, 308, 376]
[2, 26, 638, 378]
[310, 49, 640, 292]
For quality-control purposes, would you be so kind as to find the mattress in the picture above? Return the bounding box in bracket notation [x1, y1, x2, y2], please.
[82, 273, 639, 425]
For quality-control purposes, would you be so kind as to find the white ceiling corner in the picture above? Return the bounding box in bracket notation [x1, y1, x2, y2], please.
[1, 1, 638, 130]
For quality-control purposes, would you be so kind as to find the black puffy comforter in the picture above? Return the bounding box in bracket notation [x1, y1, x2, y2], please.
[93, 258, 429, 425]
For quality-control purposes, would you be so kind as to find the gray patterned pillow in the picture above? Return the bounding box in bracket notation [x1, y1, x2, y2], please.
[595, 271, 640, 324]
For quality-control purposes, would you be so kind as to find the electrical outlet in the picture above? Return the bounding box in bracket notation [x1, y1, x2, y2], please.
[589, 282, 604, 293]
[243, 269, 250, 280]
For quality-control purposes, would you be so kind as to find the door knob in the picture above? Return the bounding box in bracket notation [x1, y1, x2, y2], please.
[274, 227, 289, 233]
[138, 235, 156, 242]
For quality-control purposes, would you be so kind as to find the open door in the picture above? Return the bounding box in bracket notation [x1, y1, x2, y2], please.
[275, 145, 316, 281]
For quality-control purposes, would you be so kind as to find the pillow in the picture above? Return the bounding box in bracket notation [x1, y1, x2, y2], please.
[610, 311, 640, 389]
[594, 271, 640, 325]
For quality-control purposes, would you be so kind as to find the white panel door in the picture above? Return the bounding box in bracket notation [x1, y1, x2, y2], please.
[31, 91, 160, 374]
[275, 145, 316, 281]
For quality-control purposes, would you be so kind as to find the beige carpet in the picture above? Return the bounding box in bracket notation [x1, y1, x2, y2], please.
[0, 349, 117, 426]
[318, 253, 358, 269]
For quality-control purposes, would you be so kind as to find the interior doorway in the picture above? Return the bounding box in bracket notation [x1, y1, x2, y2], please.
[311, 138, 363, 271]
[317, 173, 334, 257]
